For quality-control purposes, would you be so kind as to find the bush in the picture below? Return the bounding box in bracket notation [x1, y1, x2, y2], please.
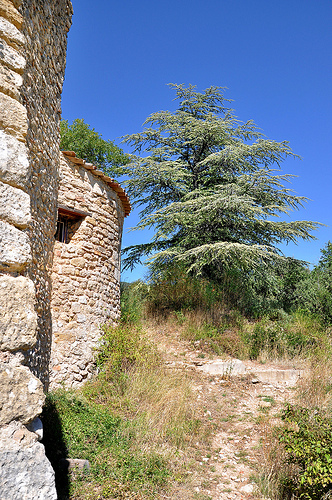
[278, 404, 332, 499]
[242, 312, 323, 360]
[146, 265, 223, 315]
[120, 280, 150, 325]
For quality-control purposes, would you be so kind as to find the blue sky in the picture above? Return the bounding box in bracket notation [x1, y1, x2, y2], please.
[62, 0, 332, 281]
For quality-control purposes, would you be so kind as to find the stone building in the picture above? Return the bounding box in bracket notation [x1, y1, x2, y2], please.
[0, 2, 131, 497]
[50, 152, 130, 388]
[0, 1, 70, 497]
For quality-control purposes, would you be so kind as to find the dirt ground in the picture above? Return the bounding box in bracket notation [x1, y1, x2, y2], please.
[147, 322, 302, 500]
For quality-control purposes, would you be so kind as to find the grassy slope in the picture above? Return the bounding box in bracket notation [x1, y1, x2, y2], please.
[42, 285, 332, 499]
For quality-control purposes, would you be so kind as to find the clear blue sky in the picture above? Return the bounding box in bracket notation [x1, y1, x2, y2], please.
[62, 0, 332, 282]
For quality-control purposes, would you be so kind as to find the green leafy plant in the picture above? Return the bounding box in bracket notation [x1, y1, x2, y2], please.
[120, 280, 148, 325]
[242, 312, 322, 360]
[278, 404, 332, 499]
[96, 324, 159, 391]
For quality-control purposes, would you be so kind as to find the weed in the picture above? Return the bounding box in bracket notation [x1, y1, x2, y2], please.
[242, 312, 326, 361]
[278, 404, 332, 499]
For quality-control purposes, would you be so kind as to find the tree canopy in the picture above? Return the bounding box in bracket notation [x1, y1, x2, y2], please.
[60, 118, 129, 177]
[122, 84, 320, 275]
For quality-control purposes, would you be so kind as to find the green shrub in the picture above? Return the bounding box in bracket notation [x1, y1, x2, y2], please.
[242, 312, 323, 360]
[96, 324, 160, 396]
[120, 280, 148, 325]
[146, 265, 223, 315]
[278, 404, 332, 499]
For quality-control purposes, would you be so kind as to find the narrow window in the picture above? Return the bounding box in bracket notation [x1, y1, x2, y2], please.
[55, 216, 68, 243]
[55, 205, 91, 244]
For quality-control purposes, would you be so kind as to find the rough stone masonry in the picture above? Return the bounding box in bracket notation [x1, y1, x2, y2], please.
[0, 1, 72, 498]
[50, 152, 130, 388]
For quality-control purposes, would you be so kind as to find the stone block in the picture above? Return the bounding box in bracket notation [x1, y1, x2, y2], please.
[0, 220, 31, 271]
[0, 60, 22, 99]
[0, 92, 27, 140]
[27, 417, 43, 441]
[54, 331, 75, 343]
[71, 302, 81, 313]
[0, 275, 37, 351]
[59, 458, 90, 472]
[71, 257, 85, 268]
[0, 0, 23, 29]
[85, 216, 97, 226]
[0, 443, 57, 500]
[0, 180, 31, 227]
[0, 17, 25, 46]
[251, 368, 302, 386]
[0, 364, 44, 425]
[0, 0, 23, 30]
[198, 359, 247, 377]
[0, 37, 25, 71]
[0, 130, 29, 187]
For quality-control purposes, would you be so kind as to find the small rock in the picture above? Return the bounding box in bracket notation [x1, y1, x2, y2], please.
[59, 458, 90, 472]
[240, 483, 255, 493]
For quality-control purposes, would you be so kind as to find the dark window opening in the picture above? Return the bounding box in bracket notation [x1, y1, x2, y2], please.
[55, 206, 91, 244]
[55, 216, 68, 243]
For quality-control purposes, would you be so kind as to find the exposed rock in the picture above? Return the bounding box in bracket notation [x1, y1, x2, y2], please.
[240, 483, 255, 493]
[0, 443, 57, 500]
[0, 363, 44, 425]
[0, 275, 37, 351]
[0, 179, 31, 227]
[0, 220, 31, 271]
[251, 367, 303, 386]
[198, 359, 247, 377]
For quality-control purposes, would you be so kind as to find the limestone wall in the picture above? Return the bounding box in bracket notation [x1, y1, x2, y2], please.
[0, 0, 72, 497]
[50, 154, 127, 388]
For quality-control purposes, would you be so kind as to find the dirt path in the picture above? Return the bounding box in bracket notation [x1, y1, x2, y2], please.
[147, 323, 301, 500]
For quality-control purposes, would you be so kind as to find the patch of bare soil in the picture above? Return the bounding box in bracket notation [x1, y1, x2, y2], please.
[146, 322, 300, 500]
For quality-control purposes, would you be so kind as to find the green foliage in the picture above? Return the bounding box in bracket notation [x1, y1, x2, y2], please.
[96, 324, 159, 391]
[122, 83, 319, 276]
[120, 280, 148, 325]
[146, 265, 222, 314]
[42, 390, 169, 499]
[242, 312, 323, 360]
[293, 242, 332, 324]
[60, 118, 129, 177]
[278, 404, 332, 499]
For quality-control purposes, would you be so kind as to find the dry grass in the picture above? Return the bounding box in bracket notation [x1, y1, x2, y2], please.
[116, 364, 201, 450]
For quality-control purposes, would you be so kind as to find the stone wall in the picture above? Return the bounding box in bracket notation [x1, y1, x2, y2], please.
[0, 0, 72, 498]
[50, 153, 129, 388]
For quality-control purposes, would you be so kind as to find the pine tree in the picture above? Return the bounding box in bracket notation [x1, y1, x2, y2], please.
[122, 84, 319, 276]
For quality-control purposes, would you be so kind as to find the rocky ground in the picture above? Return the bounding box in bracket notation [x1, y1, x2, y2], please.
[146, 322, 305, 500]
